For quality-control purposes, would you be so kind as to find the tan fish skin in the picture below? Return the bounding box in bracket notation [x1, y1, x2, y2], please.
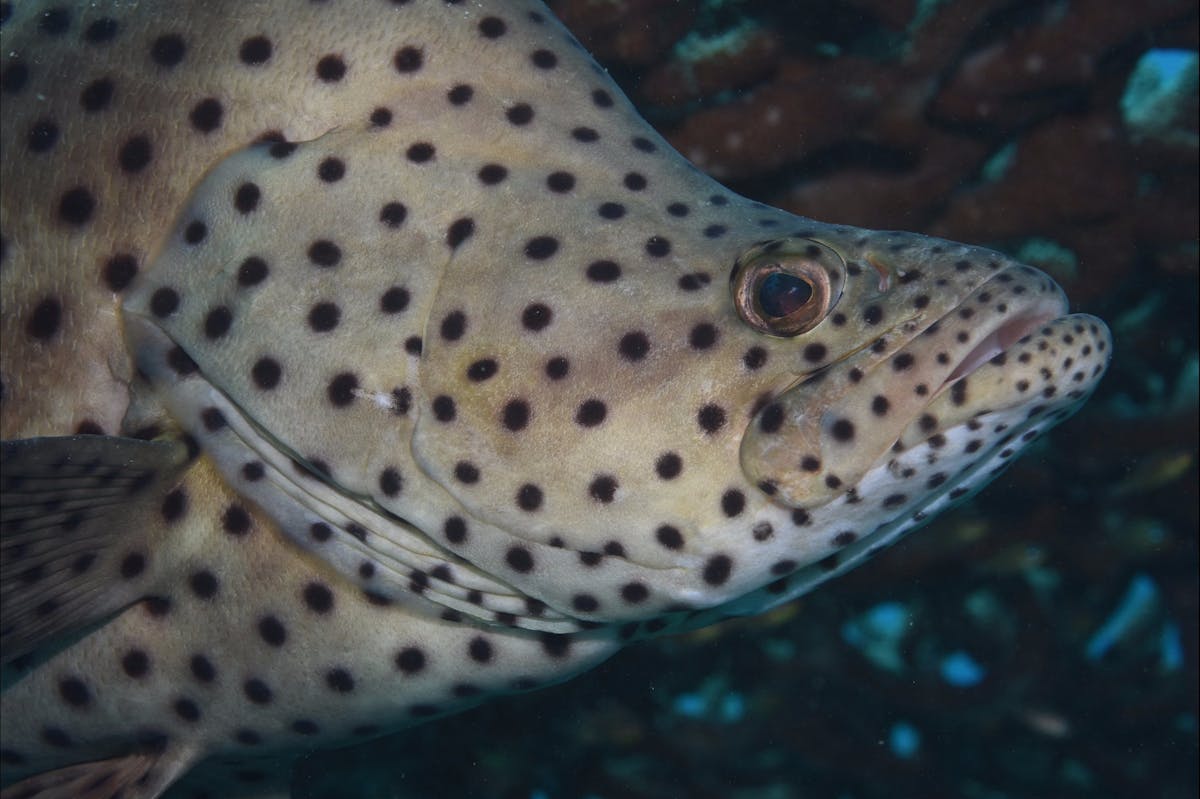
[0, 2, 1111, 798]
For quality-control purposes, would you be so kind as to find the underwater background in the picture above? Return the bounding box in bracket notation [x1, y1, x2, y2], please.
[294, 1, 1199, 796]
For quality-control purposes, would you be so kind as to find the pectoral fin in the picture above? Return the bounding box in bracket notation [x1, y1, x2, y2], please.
[0, 436, 190, 664]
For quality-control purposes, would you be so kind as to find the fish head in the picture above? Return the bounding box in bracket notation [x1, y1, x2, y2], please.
[410, 209, 1112, 622]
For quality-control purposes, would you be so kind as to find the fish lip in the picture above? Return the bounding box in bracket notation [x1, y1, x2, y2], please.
[934, 275, 1068, 395]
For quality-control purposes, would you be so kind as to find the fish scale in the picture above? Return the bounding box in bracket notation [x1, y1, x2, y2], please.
[0, 1, 1110, 797]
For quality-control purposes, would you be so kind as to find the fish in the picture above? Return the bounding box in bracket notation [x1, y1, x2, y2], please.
[0, 1, 1111, 797]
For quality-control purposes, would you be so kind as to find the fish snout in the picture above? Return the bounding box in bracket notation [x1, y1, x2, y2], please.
[739, 263, 1111, 511]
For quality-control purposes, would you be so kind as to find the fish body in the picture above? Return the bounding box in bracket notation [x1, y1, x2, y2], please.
[0, 1, 1111, 797]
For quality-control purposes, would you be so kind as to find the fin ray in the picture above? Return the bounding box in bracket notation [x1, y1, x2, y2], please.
[0, 436, 189, 664]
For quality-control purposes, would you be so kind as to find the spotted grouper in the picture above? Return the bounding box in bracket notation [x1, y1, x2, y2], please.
[0, 1, 1111, 797]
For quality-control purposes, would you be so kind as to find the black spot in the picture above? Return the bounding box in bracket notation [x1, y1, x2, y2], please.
[174, 698, 201, 722]
[432, 395, 456, 422]
[546, 356, 569, 379]
[2, 60, 29, 94]
[440, 311, 466, 341]
[546, 171, 575, 192]
[268, 141, 297, 159]
[241, 461, 264, 481]
[697, 404, 726, 434]
[446, 84, 472, 104]
[589, 475, 618, 503]
[370, 107, 393, 126]
[150, 33, 186, 67]
[623, 172, 647, 191]
[446, 217, 475, 249]
[393, 643, 427, 676]
[239, 35, 272, 65]
[121, 649, 150, 678]
[454, 462, 480, 483]
[655, 452, 682, 479]
[505, 547, 534, 573]
[871, 396, 889, 416]
[831, 419, 855, 442]
[618, 331, 650, 361]
[58, 186, 95, 226]
[893, 353, 915, 371]
[238, 256, 269, 286]
[759, 403, 784, 433]
[478, 16, 507, 37]
[467, 358, 498, 382]
[292, 719, 320, 735]
[598, 202, 625, 220]
[189, 654, 216, 683]
[379, 467, 402, 497]
[573, 594, 599, 612]
[393, 46, 423, 73]
[689, 323, 718, 350]
[308, 302, 340, 332]
[257, 616, 286, 647]
[506, 103, 533, 125]
[189, 98, 223, 133]
[379, 202, 407, 228]
[243, 678, 272, 704]
[235, 729, 262, 746]
[516, 484, 543, 512]
[621, 583, 649, 603]
[161, 488, 187, 522]
[478, 163, 508, 185]
[575, 399, 606, 427]
[317, 157, 345, 183]
[58, 677, 90, 708]
[28, 119, 59, 152]
[522, 303, 553, 331]
[530, 49, 557, 69]
[572, 125, 600, 141]
[204, 306, 233, 339]
[24, 297, 61, 341]
[120, 552, 146, 579]
[251, 357, 282, 390]
[468, 636, 493, 663]
[407, 142, 435, 162]
[524, 236, 559, 260]
[444, 517, 467, 544]
[325, 668, 354, 693]
[703, 554, 733, 586]
[222, 505, 250, 536]
[83, 18, 119, 44]
[308, 240, 341, 267]
[645, 236, 671, 257]
[656, 525, 684, 550]
[586, 260, 621, 282]
[327, 373, 359, 407]
[310, 523, 333, 542]
[183, 220, 207, 245]
[721, 489, 745, 517]
[302, 583, 334, 614]
[233, 182, 260, 213]
[743, 347, 767, 370]
[189, 570, 218, 599]
[316, 54, 346, 82]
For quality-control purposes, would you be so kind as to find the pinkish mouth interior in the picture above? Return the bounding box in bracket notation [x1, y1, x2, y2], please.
[942, 310, 1058, 386]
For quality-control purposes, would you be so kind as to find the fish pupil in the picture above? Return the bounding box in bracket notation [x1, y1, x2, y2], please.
[758, 272, 813, 318]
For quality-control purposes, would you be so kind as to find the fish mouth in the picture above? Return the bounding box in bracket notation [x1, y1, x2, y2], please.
[931, 288, 1068, 401]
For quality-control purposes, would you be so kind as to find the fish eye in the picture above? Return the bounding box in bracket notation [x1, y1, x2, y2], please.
[731, 239, 842, 337]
